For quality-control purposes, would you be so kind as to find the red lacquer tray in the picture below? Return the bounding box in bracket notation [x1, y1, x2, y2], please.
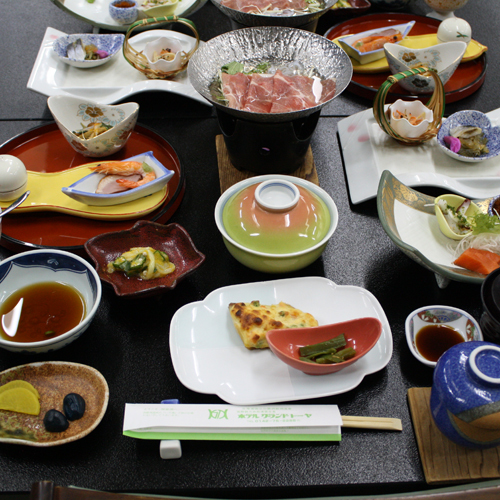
[0, 123, 185, 255]
[325, 13, 487, 103]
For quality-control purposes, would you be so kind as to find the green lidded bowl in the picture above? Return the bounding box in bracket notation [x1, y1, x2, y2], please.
[215, 175, 338, 273]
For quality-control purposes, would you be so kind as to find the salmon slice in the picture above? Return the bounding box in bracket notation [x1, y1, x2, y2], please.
[454, 248, 500, 275]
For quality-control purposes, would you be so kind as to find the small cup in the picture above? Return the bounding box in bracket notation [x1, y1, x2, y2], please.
[109, 0, 138, 25]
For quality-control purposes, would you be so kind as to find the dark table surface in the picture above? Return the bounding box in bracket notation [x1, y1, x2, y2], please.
[1, 0, 500, 497]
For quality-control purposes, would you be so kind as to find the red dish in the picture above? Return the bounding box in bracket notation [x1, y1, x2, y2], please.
[325, 13, 487, 103]
[0, 123, 185, 255]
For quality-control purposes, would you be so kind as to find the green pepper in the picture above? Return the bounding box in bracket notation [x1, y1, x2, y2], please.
[299, 333, 346, 358]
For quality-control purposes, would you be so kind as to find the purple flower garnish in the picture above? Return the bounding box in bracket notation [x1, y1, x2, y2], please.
[96, 50, 109, 59]
[443, 135, 461, 153]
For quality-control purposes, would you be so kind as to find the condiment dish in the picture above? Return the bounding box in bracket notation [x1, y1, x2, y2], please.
[47, 95, 139, 158]
[0, 250, 101, 354]
[266, 317, 383, 375]
[384, 41, 467, 94]
[437, 110, 500, 163]
[431, 340, 500, 449]
[85, 221, 205, 298]
[214, 175, 338, 273]
[61, 151, 174, 207]
[109, 0, 139, 25]
[405, 305, 482, 367]
[339, 21, 414, 65]
[434, 193, 482, 240]
[53, 33, 125, 69]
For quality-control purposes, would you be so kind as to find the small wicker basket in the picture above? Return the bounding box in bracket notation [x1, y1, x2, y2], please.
[373, 67, 445, 145]
[123, 16, 200, 80]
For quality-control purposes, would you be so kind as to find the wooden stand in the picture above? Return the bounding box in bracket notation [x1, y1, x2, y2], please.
[407, 387, 500, 485]
[216, 135, 319, 193]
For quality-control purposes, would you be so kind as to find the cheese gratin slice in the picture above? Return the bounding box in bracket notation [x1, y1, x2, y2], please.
[228, 300, 318, 350]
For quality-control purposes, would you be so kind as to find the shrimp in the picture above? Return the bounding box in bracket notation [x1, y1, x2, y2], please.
[353, 29, 403, 53]
[91, 160, 156, 191]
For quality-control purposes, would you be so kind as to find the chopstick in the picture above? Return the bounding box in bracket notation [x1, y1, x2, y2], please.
[342, 416, 402, 431]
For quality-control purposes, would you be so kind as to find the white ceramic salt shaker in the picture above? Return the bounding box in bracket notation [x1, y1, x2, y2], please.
[437, 17, 472, 46]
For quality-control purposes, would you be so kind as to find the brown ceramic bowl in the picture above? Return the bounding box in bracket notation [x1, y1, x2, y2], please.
[84, 221, 205, 298]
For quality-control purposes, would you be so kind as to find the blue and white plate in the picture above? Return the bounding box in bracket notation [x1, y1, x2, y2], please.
[61, 151, 175, 207]
[437, 110, 500, 163]
[53, 33, 125, 68]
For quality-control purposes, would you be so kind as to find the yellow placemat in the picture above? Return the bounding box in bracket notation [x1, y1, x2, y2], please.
[333, 34, 487, 74]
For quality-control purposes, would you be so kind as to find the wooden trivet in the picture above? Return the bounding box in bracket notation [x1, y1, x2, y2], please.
[407, 387, 500, 485]
[216, 135, 319, 193]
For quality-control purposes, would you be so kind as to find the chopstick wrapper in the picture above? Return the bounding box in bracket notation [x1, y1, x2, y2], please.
[123, 404, 342, 441]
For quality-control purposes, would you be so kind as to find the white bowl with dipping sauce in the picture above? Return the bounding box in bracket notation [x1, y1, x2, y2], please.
[405, 305, 483, 367]
[0, 250, 102, 354]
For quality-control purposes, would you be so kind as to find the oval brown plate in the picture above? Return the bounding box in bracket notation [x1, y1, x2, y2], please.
[0, 361, 109, 447]
[325, 13, 487, 103]
[0, 123, 185, 255]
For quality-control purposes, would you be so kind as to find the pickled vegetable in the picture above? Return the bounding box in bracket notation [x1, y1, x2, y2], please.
[299, 333, 357, 364]
[107, 247, 175, 280]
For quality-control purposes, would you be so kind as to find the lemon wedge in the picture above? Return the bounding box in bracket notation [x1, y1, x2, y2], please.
[0, 380, 40, 399]
[0, 387, 41, 415]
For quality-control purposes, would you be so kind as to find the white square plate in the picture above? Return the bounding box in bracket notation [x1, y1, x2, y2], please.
[169, 277, 393, 405]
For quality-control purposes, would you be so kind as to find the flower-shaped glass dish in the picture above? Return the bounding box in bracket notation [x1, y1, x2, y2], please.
[85, 221, 205, 298]
[61, 151, 174, 207]
[266, 317, 383, 375]
[389, 99, 433, 139]
[143, 36, 189, 73]
[138, 0, 179, 18]
[338, 21, 415, 65]
[47, 95, 139, 158]
[405, 305, 483, 368]
[434, 194, 482, 240]
[53, 33, 125, 69]
[384, 40, 467, 94]
[437, 110, 500, 163]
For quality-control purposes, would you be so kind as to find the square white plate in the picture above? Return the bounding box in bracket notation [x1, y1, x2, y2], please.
[169, 277, 393, 405]
[27, 27, 210, 106]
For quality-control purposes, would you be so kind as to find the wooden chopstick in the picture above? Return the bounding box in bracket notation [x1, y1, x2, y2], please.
[342, 416, 402, 431]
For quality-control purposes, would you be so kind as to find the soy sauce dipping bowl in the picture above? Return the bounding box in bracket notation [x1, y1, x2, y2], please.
[0, 250, 101, 354]
[266, 317, 382, 375]
[405, 305, 483, 368]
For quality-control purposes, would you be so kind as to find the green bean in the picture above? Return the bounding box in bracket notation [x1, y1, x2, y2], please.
[299, 333, 346, 357]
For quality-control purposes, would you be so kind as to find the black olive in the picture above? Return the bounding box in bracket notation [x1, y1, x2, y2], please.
[44, 409, 69, 432]
[63, 393, 86, 421]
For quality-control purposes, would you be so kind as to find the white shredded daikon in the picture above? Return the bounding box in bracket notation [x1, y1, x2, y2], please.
[453, 233, 500, 259]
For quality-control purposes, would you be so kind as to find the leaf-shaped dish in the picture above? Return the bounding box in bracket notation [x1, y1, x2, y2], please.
[377, 170, 492, 288]
[0, 361, 109, 446]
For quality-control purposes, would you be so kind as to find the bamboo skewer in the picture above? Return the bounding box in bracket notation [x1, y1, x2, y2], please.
[342, 416, 403, 431]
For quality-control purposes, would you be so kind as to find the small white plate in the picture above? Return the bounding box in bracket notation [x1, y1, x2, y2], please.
[338, 106, 500, 204]
[61, 151, 174, 206]
[28, 27, 210, 106]
[169, 277, 393, 405]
